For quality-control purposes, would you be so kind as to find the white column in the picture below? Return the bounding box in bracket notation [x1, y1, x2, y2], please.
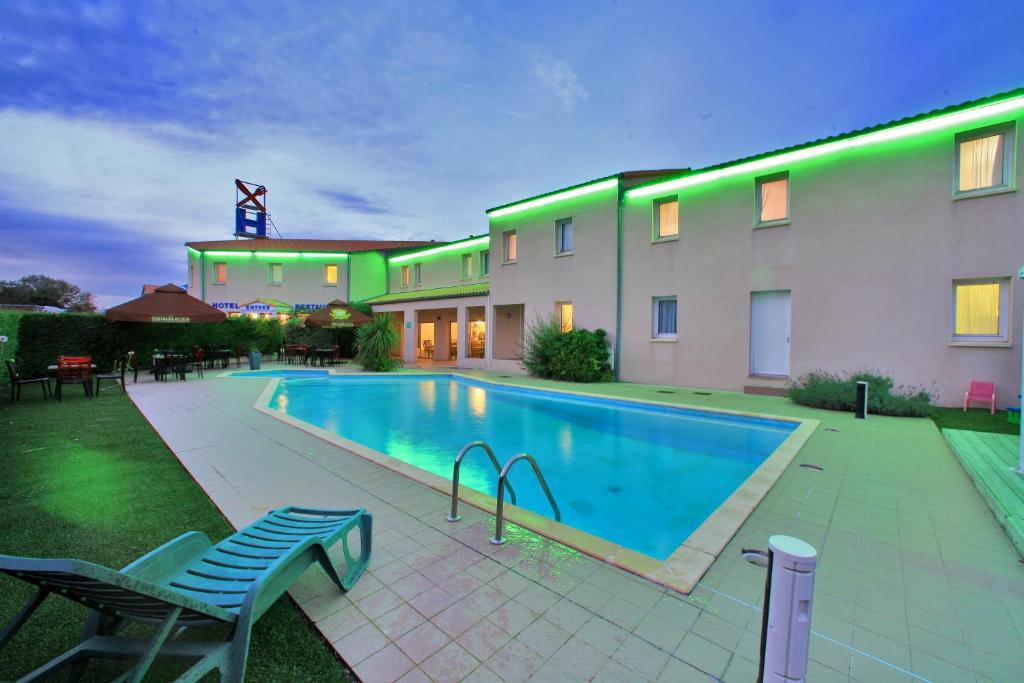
[456, 305, 468, 365]
[484, 300, 494, 367]
[761, 535, 817, 683]
[405, 307, 418, 365]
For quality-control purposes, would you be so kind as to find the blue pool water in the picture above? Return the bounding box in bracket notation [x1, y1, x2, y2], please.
[269, 375, 796, 559]
[231, 370, 331, 378]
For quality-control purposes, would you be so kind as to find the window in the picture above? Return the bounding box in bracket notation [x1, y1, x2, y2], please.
[556, 302, 573, 333]
[401, 265, 410, 288]
[214, 262, 227, 284]
[414, 263, 422, 285]
[555, 218, 573, 255]
[480, 250, 490, 276]
[462, 253, 473, 278]
[503, 230, 517, 263]
[189, 263, 194, 288]
[324, 264, 338, 285]
[951, 278, 1010, 343]
[756, 173, 789, 225]
[652, 297, 677, 338]
[955, 124, 1015, 196]
[654, 198, 679, 240]
[268, 263, 283, 284]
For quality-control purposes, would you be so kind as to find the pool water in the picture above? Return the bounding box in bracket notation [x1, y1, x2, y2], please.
[269, 376, 796, 559]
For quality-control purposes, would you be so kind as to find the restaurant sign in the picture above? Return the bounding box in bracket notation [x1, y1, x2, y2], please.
[211, 302, 327, 312]
[151, 315, 191, 323]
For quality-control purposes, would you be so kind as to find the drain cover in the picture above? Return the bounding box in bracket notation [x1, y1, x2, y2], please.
[799, 463, 824, 471]
[825, 427, 840, 432]
[693, 391, 712, 396]
[606, 485, 622, 493]
[656, 390, 675, 394]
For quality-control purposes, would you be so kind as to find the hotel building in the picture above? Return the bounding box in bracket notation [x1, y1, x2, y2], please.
[186, 88, 1024, 405]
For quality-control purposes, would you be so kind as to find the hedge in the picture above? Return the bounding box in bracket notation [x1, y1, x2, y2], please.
[788, 370, 933, 417]
[12, 313, 283, 378]
[0, 310, 24, 387]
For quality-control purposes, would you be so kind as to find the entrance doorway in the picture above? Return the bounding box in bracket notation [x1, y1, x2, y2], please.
[750, 290, 791, 376]
[418, 322, 436, 359]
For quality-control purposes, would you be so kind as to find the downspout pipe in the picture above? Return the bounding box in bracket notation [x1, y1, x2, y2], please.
[613, 177, 624, 380]
[200, 251, 206, 302]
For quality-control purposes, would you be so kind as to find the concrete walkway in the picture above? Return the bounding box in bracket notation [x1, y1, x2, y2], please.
[128, 367, 1023, 682]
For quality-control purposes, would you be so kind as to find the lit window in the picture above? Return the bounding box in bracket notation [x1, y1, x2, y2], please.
[269, 263, 283, 284]
[653, 297, 677, 338]
[462, 253, 472, 278]
[503, 230, 517, 262]
[555, 218, 573, 254]
[480, 250, 490, 276]
[324, 264, 338, 285]
[214, 262, 227, 283]
[556, 302, 573, 333]
[952, 278, 1010, 343]
[955, 124, 1014, 195]
[756, 173, 789, 225]
[401, 265, 410, 288]
[414, 263, 422, 285]
[654, 198, 678, 240]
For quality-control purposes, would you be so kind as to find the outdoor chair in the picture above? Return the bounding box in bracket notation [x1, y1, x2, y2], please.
[191, 347, 206, 378]
[55, 356, 93, 401]
[5, 359, 51, 402]
[963, 380, 996, 414]
[94, 355, 130, 395]
[0, 505, 372, 682]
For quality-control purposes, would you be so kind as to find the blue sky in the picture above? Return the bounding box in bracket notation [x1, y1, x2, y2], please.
[2, 1, 1022, 308]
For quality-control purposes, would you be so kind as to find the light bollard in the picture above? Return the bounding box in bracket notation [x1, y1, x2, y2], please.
[757, 535, 817, 683]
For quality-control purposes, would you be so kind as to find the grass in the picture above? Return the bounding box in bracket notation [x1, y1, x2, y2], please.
[0, 388, 353, 681]
[931, 407, 1021, 435]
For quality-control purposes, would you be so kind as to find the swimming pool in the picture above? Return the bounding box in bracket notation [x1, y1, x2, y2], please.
[230, 370, 331, 378]
[266, 375, 799, 560]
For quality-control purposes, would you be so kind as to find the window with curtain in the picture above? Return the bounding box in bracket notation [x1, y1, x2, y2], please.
[653, 297, 677, 337]
[324, 264, 338, 285]
[480, 250, 489, 276]
[401, 265, 410, 287]
[214, 262, 227, 283]
[556, 218, 573, 254]
[556, 302, 573, 332]
[952, 279, 1008, 341]
[958, 133, 1005, 192]
[757, 174, 789, 224]
[503, 230, 517, 262]
[462, 253, 472, 278]
[269, 263, 283, 284]
[654, 198, 679, 239]
[414, 263, 422, 285]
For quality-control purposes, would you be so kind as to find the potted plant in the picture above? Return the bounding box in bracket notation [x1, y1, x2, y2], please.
[248, 342, 262, 370]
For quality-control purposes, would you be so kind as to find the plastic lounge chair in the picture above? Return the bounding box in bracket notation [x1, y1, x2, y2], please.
[56, 356, 93, 401]
[0, 505, 371, 682]
[963, 380, 996, 414]
[5, 359, 51, 402]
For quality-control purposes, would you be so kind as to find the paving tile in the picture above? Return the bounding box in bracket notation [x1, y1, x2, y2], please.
[722, 654, 758, 682]
[396, 667, 433, 683]
[516, 617, 571, 659]
[486, 600, 538, 637]
[601, 596, 648, 631]
[462, 666, 503, 683]
[432, 600, 485, 638]
[393, 572, 436, 601]
[674, 631, 731, 678]
[376, 603, 427, 639]
[410, 585, 460, 618]
[353, 643, 415, 683]
[610, 634, 670, 680]
[317, 604, 369, 642]
[546, 636, 608, 682]
[421, 641, 480, 683]
[542, 598, 592, 634]
[486, 639, 544, 683]
[335, 622, 390, 665]
[357, 587, 406, 619]
[397, 621, 451, 664]
[575, 615, 630, 652]
[457, 619, 512, 661]
[633, 613, 688, 653]
[657, 657, 718, 682]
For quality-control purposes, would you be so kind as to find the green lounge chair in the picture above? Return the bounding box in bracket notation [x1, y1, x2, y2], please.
[0, 505, 371, 682]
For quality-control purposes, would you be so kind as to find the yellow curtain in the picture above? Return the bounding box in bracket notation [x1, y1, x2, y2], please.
[760, 178, 788, 222]
[559, 303, 574, 332]
[955, 283, 1000, 335]
[958, 134, 1003, 192]
[658, 200, 679, 237]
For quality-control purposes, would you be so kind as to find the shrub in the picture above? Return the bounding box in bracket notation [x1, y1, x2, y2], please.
[0, 310, 23, 387]
[13, 313, 283, 377]
[522, 315, 613, 383]
[354, 313, 402, 371]
[788, 370, 932, 417]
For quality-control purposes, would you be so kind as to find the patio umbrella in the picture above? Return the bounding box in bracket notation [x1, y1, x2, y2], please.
[303, 300, 374, 328]
[104, 284, 226, 324]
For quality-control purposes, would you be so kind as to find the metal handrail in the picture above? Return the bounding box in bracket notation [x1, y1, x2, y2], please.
[491, 453, 561, 545]
[447, 441, 516, 522]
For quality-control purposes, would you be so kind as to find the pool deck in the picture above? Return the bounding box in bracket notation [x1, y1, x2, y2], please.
[942, 429, 1024, 557]
[128, 365, 1024, 682]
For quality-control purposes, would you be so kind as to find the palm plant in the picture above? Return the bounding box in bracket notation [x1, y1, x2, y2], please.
[354, 313, 402, 371]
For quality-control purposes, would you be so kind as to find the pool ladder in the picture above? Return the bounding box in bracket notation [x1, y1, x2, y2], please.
[446, 440, 561, 545]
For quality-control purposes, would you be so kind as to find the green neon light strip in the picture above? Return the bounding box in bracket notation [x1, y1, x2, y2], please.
[390, 236, 490, 264]
[487, 177, 619, 218]
[628, 94, 1024, 199]
[192, 249, 348, 259]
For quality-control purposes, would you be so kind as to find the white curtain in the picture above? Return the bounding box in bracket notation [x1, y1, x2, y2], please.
[657, 299, 677, 335]
[658, 200, 679, 237]
[760, 178, 788, 222]
[959, 134, 1003, 192]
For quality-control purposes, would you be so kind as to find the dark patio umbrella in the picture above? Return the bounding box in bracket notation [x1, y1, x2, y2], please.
[303, 300, 374, 328]
[104, 284, 226, 323]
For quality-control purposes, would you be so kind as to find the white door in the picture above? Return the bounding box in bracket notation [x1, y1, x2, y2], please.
[750, 290, 791, 376]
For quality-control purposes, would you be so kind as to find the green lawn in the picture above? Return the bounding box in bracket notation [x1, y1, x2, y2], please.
[0, 388, 353, 681]
[931, 406, 1021, 435]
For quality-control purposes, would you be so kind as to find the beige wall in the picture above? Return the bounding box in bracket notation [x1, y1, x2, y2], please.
[187, 252, 349, 310]
[371, 295, 489, 368]
[487, 190, 620, 353]
[387, 242, 489, 293]
[619, 114, 1023, 405]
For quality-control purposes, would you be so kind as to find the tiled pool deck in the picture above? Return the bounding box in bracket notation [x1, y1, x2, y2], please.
[129, 366, 1023, 682]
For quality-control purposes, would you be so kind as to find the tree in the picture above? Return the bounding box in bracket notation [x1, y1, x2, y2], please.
[0, 275, 96, 312]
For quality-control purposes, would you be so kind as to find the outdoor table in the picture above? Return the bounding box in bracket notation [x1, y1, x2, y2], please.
[217, 348, 232, 369]
[314, 348, 335, 366]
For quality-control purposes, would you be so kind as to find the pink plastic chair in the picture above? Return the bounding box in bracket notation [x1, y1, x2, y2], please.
[963, 380, 996, 414]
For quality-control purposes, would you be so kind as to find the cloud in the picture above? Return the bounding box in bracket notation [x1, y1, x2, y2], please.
[318, 190, 392, 215]
[533, 57, 588, 113]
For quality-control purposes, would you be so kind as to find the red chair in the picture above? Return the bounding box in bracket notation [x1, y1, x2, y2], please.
[56, 355, 93, 401]
[963, 380, 996, 414]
